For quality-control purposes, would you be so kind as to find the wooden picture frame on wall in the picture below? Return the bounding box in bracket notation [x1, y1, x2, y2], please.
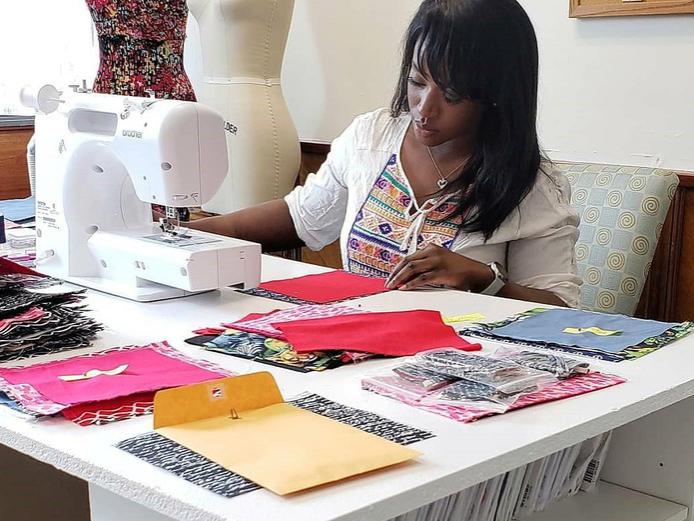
[570, 0, 694, 18]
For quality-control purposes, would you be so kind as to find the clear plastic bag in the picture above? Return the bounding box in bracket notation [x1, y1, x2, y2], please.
[490, 346, 589, 379]
[416, 348, 556, 395]
[419, 378, 516, 413]
[362, 362, 513, 413]
[391, 363, 459, 391]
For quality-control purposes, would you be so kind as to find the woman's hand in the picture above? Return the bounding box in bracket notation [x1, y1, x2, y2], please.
[386, 244, 494, 292]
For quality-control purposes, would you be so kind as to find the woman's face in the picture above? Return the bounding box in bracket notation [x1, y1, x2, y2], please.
[407, 63, 483, 148]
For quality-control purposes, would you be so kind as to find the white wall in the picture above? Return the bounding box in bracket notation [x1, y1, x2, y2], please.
[279, 0, 694, 170]
[3, 1, 693, 170]
[523, 1, 694, 170]
[280, 0, 421, 143]
[0, 0, 98, 115]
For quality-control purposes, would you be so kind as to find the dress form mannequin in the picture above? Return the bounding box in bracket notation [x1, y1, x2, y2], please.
[188, 0, 301, 213]
[86, 0, 196, 100]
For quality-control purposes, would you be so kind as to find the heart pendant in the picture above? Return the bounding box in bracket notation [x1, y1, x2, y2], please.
[437, 179, 448, 190]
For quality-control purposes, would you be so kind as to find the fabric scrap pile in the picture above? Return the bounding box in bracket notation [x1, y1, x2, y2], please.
[0, 271, 103, 362]
[189, 305, 480, 372]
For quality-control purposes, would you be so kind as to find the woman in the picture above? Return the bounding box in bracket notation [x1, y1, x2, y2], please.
[189, 0, 581, 307]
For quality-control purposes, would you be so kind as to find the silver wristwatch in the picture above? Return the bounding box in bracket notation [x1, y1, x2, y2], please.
[480, 261, 508, 296]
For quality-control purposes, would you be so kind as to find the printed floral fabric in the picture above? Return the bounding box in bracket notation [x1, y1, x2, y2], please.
[203, 329, 347, 372]
[346, 154, 465, 278]
[86, 0, 196, 100]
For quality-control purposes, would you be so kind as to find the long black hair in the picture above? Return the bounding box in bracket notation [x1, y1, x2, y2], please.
[391, 0, 543, 240]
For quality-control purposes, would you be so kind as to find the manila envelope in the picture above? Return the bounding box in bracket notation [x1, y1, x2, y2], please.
[153, 372, 419, 495]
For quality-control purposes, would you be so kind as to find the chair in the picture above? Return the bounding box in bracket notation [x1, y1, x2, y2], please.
[557, 161, 679, 316]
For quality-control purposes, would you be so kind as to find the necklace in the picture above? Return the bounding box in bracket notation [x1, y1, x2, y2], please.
[426, 146, 468, 190]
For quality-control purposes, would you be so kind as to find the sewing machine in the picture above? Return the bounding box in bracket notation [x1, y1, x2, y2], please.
[21, 84, 261, 301]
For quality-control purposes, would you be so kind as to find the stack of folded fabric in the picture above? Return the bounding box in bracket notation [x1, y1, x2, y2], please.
[459, 307, 694, 362]
[189, 306, 481, 372]
[0, 269, 103, 361]
[0, 341, 232, 426]
[362, 347, 625, 423]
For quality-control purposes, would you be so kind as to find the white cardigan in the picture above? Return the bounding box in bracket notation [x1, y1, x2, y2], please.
[285, 108, 582, 307]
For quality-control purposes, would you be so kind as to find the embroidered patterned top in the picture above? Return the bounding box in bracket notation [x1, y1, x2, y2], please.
[285, 109, 582, 307]
[86, 0, 196, 101]
[347, 154, 464, 278]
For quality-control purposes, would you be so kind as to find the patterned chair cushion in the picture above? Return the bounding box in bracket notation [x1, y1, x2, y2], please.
[557, 162, 679, 315]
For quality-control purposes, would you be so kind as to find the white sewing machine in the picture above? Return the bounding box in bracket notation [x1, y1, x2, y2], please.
[21, 84, 261, 301]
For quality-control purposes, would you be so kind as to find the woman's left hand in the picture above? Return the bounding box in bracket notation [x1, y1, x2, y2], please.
[386, 244, 494, 292]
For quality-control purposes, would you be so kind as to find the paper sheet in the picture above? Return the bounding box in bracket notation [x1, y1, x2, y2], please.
[154, 373, 419, 495]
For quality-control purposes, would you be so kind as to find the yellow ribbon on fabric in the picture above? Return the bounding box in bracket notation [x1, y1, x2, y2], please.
[563, 327, 621, 336]
[443, 313, 487, 324]
[58, 364, 129, 382]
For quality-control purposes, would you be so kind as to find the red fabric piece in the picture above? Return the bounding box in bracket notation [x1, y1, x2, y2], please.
[193, 327, 226, 336]
[274, 310, 481, 357]
[61, 392, 155, 426]
[0, 257, 44, 277]
[259, 270, 389, 304]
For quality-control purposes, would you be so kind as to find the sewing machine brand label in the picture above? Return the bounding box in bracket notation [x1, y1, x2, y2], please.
[122, 129, 143, 139]
[224, 122, 238, 135]
[36, 200, 61, 230]
[142, 234, 222, 248]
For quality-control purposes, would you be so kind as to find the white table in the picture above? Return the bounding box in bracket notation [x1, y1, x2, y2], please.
[1, 256, 693, 521]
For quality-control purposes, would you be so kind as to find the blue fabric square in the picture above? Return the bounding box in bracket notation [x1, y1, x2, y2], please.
[491, 309, 676, 353]
[0, 391, 24, 412]
[0, 197, 35, 222]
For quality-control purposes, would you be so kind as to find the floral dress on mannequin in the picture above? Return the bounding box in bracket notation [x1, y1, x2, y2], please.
[86, 0, 196, 101]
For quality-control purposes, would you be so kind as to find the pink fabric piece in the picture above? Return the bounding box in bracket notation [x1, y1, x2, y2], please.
[274, 310, 482, 356]
[225, 304, 364, 340]
[0, 307, 46, 333]
[259, 270, 389, 304]
[362, 371, 626, 423]
[0, 341, 232, 416]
